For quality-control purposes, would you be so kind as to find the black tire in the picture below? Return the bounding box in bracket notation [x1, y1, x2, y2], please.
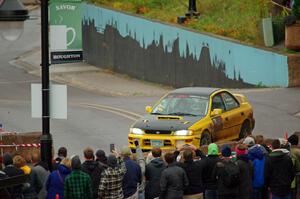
[200, 131, 212, 146]
[239, 120, 251, 139]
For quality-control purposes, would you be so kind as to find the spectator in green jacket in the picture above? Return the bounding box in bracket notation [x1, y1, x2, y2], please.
[64, 156, 93, 199]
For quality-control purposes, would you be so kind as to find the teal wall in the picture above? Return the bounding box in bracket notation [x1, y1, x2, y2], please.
[83, 4, 289, 87]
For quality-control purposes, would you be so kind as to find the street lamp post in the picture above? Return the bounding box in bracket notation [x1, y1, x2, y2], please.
[40, 0, 53, 171]
[0, 0, 53, 171]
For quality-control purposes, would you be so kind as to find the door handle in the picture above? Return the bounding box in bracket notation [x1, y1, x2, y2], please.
[241, 112, 244, 116]
[225, 117, 229, 121]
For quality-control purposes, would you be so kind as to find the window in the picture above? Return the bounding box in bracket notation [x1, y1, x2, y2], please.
[212, 94, 226, 111]
[152, 94, 209, 116]
[222, 92, 239, 110]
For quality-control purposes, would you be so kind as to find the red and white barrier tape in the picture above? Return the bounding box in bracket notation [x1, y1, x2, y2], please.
[15, 143, 40, 147]
[0, 143, 40, 148]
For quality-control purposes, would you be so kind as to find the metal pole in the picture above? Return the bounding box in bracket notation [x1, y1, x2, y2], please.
[40, 0, 52, 171]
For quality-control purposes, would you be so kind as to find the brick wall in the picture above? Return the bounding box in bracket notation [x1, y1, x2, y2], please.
[288, 54, 300, 87]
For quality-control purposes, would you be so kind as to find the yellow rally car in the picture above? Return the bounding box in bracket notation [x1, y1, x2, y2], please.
[128, 87, 255, 151]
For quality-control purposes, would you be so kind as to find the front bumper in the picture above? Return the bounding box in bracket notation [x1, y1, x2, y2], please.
[128, 133, 198, 150]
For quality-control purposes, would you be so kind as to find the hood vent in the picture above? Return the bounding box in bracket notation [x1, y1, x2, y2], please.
[157, 116, 181, 120]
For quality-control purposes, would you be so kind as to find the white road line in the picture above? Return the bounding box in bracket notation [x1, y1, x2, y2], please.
[79, 103, 142, 118]
[78, 104, 139, 121]
[0, 99, 142, 121]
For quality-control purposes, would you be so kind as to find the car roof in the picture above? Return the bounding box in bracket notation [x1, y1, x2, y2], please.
[170, 87, 221, 97]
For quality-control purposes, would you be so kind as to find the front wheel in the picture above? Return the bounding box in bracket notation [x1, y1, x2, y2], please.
[200, 131, 212, 146]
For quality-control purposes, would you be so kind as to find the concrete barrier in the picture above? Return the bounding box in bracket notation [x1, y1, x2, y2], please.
[82, 4, 294, 88]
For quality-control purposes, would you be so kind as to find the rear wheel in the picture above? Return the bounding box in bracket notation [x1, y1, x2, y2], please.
[239, 120, 251, 139]
[200, 131, 212, 146]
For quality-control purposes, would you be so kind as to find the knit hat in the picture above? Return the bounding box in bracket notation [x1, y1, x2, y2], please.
[96, 149, 107, 164]
[243, 136, 255, 147]
[221, 145, 231, 157]
[3, 153, 13, 166]
[107, 155, 118, 168]
[71, 155, 81, 170]
[207, 143, 218, 155]
[288, 134, 299, 146]
[235, 145, 248, 156]
[120, 146, 131, 156]
[96, 149, 106, 158]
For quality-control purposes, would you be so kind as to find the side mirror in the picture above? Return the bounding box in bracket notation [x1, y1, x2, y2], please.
[211, 108, 222, 117]
[145, 106, 153, 113]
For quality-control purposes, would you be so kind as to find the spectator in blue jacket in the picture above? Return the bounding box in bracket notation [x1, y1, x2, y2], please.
[46, 158, 71, 199]
[121, 146, 142, 199]
[248, 145, 266, 199]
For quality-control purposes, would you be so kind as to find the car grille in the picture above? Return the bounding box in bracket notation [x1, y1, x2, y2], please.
[144, 130, 172, 134]
[143, 139, 172, 146]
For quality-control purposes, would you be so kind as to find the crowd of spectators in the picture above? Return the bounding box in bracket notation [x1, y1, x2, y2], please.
[1, 133, 300, 199]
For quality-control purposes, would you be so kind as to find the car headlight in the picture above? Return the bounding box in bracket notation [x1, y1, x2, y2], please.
[173, 130, 193, 136]
[130, 128, 145, 135]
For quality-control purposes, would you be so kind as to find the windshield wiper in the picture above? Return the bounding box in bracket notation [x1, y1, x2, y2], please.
[167, 112, 197, 116]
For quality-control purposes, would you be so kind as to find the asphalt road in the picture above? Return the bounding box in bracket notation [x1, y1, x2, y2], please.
[0, 10, 300, 157]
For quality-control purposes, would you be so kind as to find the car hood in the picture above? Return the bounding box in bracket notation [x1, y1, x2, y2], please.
[132, 114, 204, 131]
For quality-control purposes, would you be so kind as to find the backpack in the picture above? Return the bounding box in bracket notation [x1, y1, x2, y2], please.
[221, 160, 240, 188]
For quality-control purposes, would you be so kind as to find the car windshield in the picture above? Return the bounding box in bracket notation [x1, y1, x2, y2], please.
[151, 94, 209, 116]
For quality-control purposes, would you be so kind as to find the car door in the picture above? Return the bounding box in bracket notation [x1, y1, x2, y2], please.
[210, 93, 227, 141]
[220, 92, 243, 140]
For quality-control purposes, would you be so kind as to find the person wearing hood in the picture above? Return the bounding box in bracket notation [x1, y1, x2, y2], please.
[3, 153, 24, 199]
[177, 148, 204, 199]
[145, 147, 166, 199]
[201, 143, 220, 199]
[244, 136, 269, 156]
[46, 158, 71, 199]
[248, 142, 266, 199]
[64, 155, 93, 199]
[235, 144, 252, 199]
[265, 139, 294, 199]
[81, 147, 104, 199]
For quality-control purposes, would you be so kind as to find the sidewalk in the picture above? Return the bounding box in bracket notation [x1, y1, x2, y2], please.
[13, 48, 171, 97]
